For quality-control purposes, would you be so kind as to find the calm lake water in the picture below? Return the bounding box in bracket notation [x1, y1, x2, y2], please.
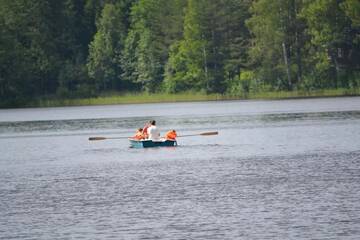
[0, 97, 360, 239]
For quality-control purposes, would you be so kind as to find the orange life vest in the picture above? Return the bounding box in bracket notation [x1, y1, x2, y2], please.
[165, 130, 177, 140]
[133, 131, 145, 140]
[142, 125, 150, 139]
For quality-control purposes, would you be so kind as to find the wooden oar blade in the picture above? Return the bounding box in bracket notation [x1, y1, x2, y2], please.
[177, 131, 219, 137]
[200, 131, 218, 136]
[88, 137, 107, 141]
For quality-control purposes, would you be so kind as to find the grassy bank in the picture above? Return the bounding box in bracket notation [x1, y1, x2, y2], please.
[28, 88, 360, 108]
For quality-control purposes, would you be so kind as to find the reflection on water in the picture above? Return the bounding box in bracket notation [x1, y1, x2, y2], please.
[1, 111, 360, 138]
[0, 98, 360, 239]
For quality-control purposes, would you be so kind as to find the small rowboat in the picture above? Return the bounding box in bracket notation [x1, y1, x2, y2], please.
[129, 139, 177, 148]
[89, 132, 217, 149]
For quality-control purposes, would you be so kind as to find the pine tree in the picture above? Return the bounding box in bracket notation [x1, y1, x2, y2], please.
[87, 2, 129, 91]
[121, 0, 185, 92]
[165, 0, 252, 93]
[247, 0, 306, 90]
[164, 0, 208, 92]
[301, 0, 358, 88]
[0, 0, 63, 104]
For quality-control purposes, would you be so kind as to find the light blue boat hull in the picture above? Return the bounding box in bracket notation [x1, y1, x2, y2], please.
[129, 139, 177, 148]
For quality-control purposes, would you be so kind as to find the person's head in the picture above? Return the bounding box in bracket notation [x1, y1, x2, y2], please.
[150, 120, 156, 126]
[137, 128, 143, 132]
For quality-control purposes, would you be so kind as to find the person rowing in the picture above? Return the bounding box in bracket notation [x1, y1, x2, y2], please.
[147, 120, 160, 141]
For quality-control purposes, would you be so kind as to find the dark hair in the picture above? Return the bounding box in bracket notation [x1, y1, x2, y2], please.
[150, 120, 156, 125]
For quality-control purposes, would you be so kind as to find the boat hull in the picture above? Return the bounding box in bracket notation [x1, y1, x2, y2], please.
[129, 139, 177, 148]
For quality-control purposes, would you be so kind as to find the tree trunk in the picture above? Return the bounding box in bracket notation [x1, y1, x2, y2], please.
[332, 50, 340, 88]
[0, 80, 4, 97]
[295, 30, 303, 83]
[203, 44, 208, 90]
[293, 0, 302, 83]
[282, 42, 292, 90]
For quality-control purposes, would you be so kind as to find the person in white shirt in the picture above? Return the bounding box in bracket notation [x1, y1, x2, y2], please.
[147, 120, 160, 141]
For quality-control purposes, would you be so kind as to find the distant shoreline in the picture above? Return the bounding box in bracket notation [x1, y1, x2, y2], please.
[3, 88, 360, 109]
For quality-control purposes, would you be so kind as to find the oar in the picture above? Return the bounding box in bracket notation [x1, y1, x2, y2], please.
[88, 136, 130, 141]
[178, 131, 218, 137]
[89, 131, 218, 141]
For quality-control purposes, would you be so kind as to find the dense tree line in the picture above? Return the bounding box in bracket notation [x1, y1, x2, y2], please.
[0, 0, 359, 106]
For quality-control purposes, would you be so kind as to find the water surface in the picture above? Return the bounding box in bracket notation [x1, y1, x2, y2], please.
[0, 97, 360, 239]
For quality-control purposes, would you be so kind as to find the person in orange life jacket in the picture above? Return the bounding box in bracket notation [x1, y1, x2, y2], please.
[165, 130, 177, 140]
[142, 121, 151, 139]
[133, 128, 145, 140]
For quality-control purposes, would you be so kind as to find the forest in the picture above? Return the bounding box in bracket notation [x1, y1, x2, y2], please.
[0, 0, 359, 107]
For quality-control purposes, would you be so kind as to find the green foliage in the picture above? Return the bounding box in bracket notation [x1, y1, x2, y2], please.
[165, 0, 251, 94]
[0, 0, 359, 107]
[0, 0, 60, 104]
[247, 0, 307, 90]
[87, 2, 128, 91]
[341, 0, 360, 28]
[164, 0, 207, 93]
[121, 0, 185, 92]
[226, 70, 257, 96]
[164, 40, 207, 93]
[300, 0, 359, 88]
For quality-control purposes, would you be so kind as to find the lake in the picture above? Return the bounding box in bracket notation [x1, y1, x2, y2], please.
[0, 97, 360, 239]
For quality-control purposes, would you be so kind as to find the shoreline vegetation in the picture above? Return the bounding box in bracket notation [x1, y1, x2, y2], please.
[1, 1, 359, 109]
[21, 88, 360, 108]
